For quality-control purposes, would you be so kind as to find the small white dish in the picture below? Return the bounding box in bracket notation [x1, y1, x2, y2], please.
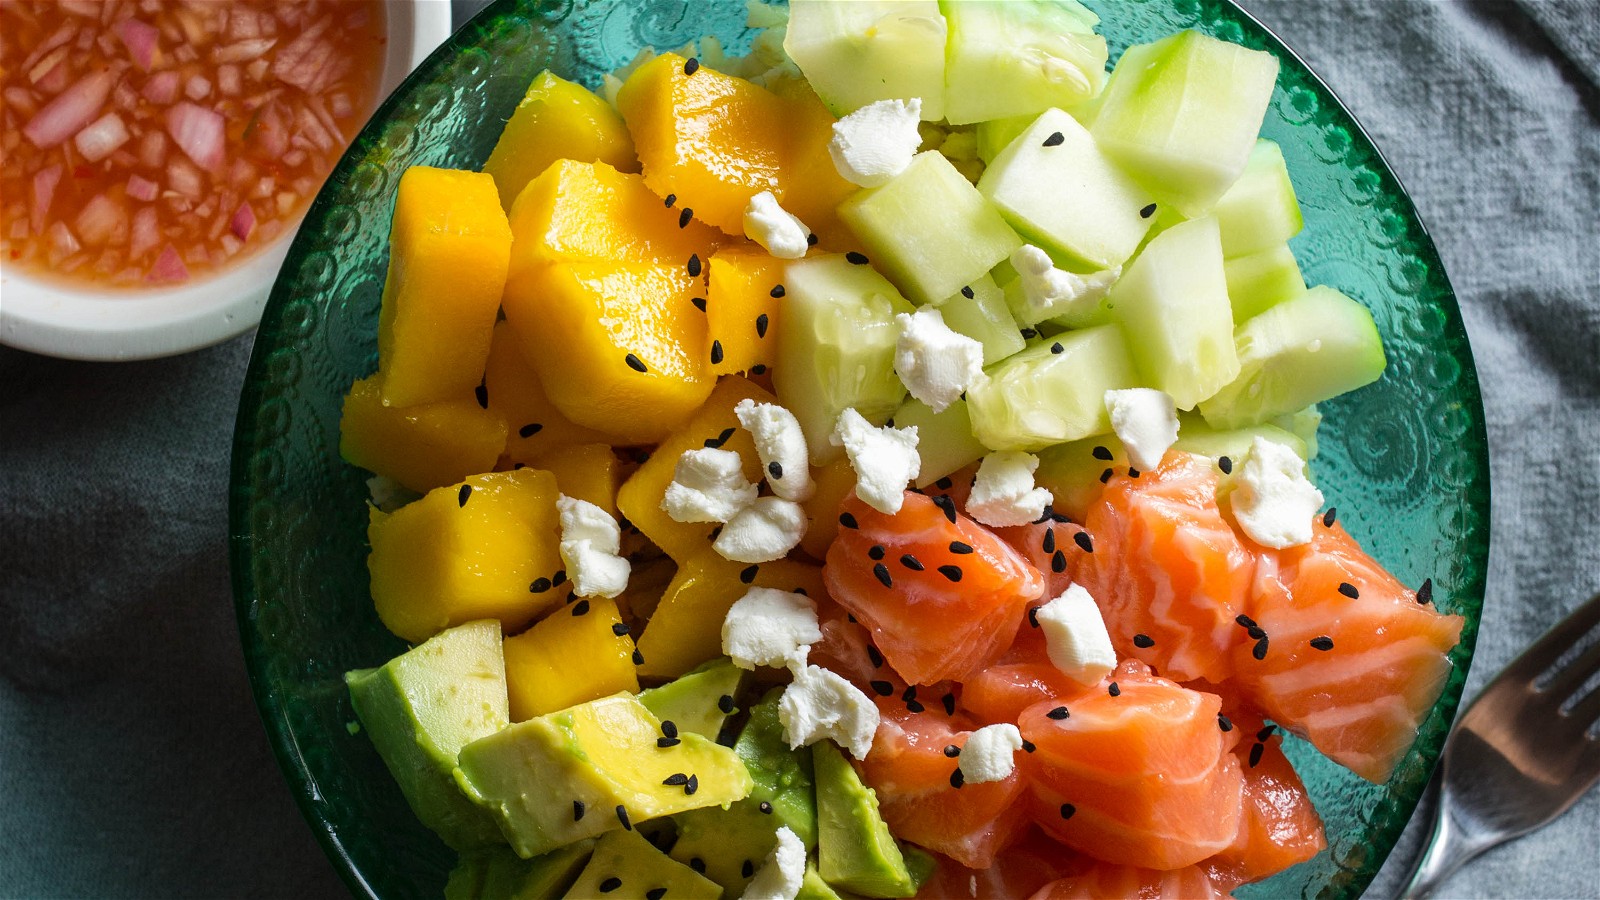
[0, 0, 454, 362]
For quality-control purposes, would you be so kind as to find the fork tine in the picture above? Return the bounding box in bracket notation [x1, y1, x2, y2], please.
[1544, 636, 1600, 702]
[1497, 591, 1600, 686]
[1566, 680, 1600, 732]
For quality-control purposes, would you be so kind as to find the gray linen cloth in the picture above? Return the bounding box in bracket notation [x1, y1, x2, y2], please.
[1, 0, 1596, 896]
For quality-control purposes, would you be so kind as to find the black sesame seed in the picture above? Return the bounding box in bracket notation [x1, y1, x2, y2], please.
[961, 285, 975, 299]
[936, 476, 954, 490]
[683, 56, 699, 74]
[1100, 468, 1114, 483]
[846, 251, 869, 265]
[613, 622, 631, 637]
[645, 889, 665, 900]
[1218, 714, 1233, 732]
[1108, 682, 1121, 697]
[750, 364, 767, 375]
[709, 340, 724, 365]
[1248, 742, 1265, 768]
[869, 544, 886, 560]
[1028, 606, 1041, 628]
[1021, 739, 1036, 753]
[1417, 577, 1434, 605]
[529, 577, 552, 593]
[906, 699, 925, 713]
[942, 692, 956, 715]
[806, 233, 818, 246]
[944, 744, 961, 758]
[513, 462, 525, 470]
[626, 353, 648, 373]
[1310, 635, 1335, 651]
[600, 877, 623, 893]
[950, 768, 965, 788]
[573, 800, 585, 821]
[1247, 625, 1266, 640]
[1323, 507, 1338, 527]
[718, 694, 736, 714]
[571, 599, 591, 616]
[615, 805, 632, 829]
[685, 774, 699, 795]
[1050, 342, 1064, 354]
[1252, 636, 1270, 660]
[770, 284, 786, 298]
[1042, 528, 1057, 554]
[870, 680, 893, 697]
[1073, 531, 1093, 553]
[768, 461, 783, 480]
[1091, 445, 1113, 461]
[848, 614, 857, 623]
[1051, 550, 1067, 573]
[689, 858, 706, 874]
[933, 494, 958, 523]
[1133, 633, 1154, 648]
[949, 541, 973, 554]
[661, 720, 678, 738]
[756, 313, 769, 338]
[1235, 614, 1257, 629]
[656, 736, 680, 748]
[679, 208, 693, 228]
[759, 801, 773, 814]
[1042, 131, 1065, 147]
[901, 685, 918, 702]
[475, 378, 488, 409]
[874, 563, 893, 588]
[664, 193, 677, 208]
[1257, 724, 1276, 741]
[938, 565, 963, 582]
[1338, 582, 1360, 599]
[1218, 455, 1233, 475]
[1140, 203, 1157, 219]
[1020, 327, 1038, 339]
[1127, 467, 1141, 478]
[740, 564, 759, 584]
[687, 254, 702, 278]
[900, 554, 924, 571]
[519, 422, 543, 439]
[708, 525, 723, 542]
[742, 860, 755, 879]
[663, 773, 689, 786]
[840, 512, 859, 529]
[1047, 706, 1070, 720]
[868, 645, 885, 668]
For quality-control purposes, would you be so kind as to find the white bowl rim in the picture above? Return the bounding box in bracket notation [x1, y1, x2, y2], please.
[0, 0, 454, 362]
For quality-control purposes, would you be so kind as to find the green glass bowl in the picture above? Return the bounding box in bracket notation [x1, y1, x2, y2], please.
[229, 1, 1489, 897]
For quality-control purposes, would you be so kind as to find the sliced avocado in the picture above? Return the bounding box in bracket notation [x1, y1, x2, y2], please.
[813, 741, 915, 898]
[637, 658, 746, 741]
[797, 865, 846, 900]
[345, 619, 509, 851]
[669, 689, 819, 894]
[900, 845, 938, 893]
[447, 841, 595, 900]
[454, 693, 753, 858]
[564, 827, 723, 899]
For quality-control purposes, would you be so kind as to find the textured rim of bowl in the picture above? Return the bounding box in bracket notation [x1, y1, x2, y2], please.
[0, 0, 454, 362]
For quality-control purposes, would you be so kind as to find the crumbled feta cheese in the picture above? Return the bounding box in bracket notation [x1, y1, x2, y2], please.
[1230, 437, 1324, 549]
[715, 496, 808, 563]
[1036, 584, 1117, 685]
[743, 190, 812, 260]
[663, 447, 759, 523]
[830, 408, 920, 515]
[778, 664, 879, 759]
[723, 587, 822, 673]
[966, 451, 1054, 527]
[1104, 388, 1179, 472]
[959, 723, 1024, 785]
[894, 308, 985, 414]
[742, 826, 805, 900]
[557, 495, 630, 598]
[1008, 244, 1120, 327]
[735, 399, 815, 502]
[828, 98, 923, 188]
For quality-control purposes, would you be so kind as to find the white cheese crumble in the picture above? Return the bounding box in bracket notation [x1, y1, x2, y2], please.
[735, 399, 815, 502]
[1036, 584, 1117, 685]
[662, 447, 759, 524]
[778, 664, 879, 759]
[966, 451, 1054, 527]
[723, 587, 821, 673]
[958, 723, 1024, 785]
[830, 408, 920, 515]
[828, 98, 923, 188]
[714, 496, 808, 563]
[1104, 388, 1180, 472]
[894, 308, 985, 414]
[1230, 436, 1324, 549]
[1008, 244, 1120, 327]
[743, 190, 812, 260]
[741, 826, 806, 900]
[556, 495, 630, 599]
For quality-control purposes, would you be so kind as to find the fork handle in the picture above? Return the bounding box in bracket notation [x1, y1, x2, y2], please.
[1400, 798, 1501, 900]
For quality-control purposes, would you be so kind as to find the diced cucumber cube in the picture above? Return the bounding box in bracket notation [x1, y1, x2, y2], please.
[939, 0, 1107, 125]
[1091, 31, 1280, 217]
[938, 275, 1026, 365]
[774, 254, 915, 464]
[1199, 286, 1387, 429]
[1036, 434, 1128, 520]
[977, 108, 1155, 271]
[840, 151, 1022, 306]
[891, 395, 988, 488]
[976, 115, 1033, 164]
[1109, 216, 1239, 410]
[1212, 139, 1303, 258]
[1173, 415, 1309, 464]
[1273, 404, 1323, 459]
[1000, 266, 1115, 330]
[1224, 243, 1306, 321]
[966, 324, 1139, 451]
[785, 0, 948, 121]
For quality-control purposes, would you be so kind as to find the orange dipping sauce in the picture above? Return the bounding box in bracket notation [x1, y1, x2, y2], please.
[1, 0, 386, 289]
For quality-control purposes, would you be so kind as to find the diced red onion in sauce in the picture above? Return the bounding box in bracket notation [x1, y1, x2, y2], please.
[32, 164, 63, 233]
[115, 18, 158, 71]
[126, 173, 159, 202]
[141, 69, 180, 104]
[164, 101, 224, 170]
[146, 244, 188, 283]
[73, 110, 130, 162]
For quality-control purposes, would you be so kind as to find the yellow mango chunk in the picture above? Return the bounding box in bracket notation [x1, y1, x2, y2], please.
[340, 375, 507, 494]
[368, 469, 571, 643]
[506, 159, 720, 268]
[772, 81, 861, 250]
[637, 549, 827, 680]
[706, 246, 784, 376]
[503, 597, 638, 721]
[503, 262, 715, 444]
[797, 458, 858, 561]
[615, 376, 776, 563]
[617, 53, 790, 236]
[615, 555, 678, 633]
[484, 321, 610, 463]
[377, 167, 512, 408]
[521, 443, 621, 516]
[483, 70, 638, 212]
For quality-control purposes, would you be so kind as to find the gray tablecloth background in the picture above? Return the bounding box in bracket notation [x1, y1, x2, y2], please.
[2, 0, 1596, 897]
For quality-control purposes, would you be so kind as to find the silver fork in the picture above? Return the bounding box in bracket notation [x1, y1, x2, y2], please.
[1400, 589, 1600, 899]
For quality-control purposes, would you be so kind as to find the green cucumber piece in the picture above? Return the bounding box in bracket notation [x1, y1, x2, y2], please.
[939, 0, 1106, 125]
[1091, 30, 1280, 217]
[1273, 404, 1323, 460]
[839, 151, 1022, 306]
[785, 0, 947, 120]
[938, 275, 1026, 365]
[891, 395, 988, 488]
[1212, 139, 1303, 258]
[966, 324, 1139, 451]
[774, 254, 915, 464]
[1110, 216, 1240, 410]
[1199, 286, 1386, 428]
[1173, 415, 1308, 464]
[1035, 435, 1128, 521]
[1224, 243, 1306, 321]
[976, 115, 1033, 164]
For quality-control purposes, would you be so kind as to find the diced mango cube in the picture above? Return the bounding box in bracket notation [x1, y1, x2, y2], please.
[503, 597, 638, 721]
[521, 443, 621, 517]
[706, 246, 784, 376]
[368, 469, 571, 643]
[340, 374, 507, 494]
[506, 159, 720, 268]
[484, 321, 611, 463]
[483, 70, 639, 212]
[771, 81, 861, 249]
[377, 167, 512, 408]
[797, 458, 857, 561]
